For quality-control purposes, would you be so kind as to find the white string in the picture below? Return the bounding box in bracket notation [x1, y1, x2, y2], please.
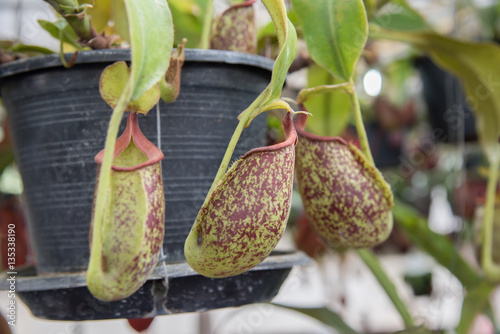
[156, 102, 169, 288]
[15, 0, 24, 43]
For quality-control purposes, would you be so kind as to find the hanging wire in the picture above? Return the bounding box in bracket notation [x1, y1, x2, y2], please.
[14, 0, 24, 43]
[156, 102, 169, 288]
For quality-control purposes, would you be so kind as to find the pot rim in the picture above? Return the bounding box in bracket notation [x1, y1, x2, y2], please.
[0, 251, 311, 292]
[0, 48, 274, 80]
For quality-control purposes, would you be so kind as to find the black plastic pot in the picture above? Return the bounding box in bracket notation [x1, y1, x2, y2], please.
[12, 251, 306, 320]
[0, 49, 309, 320]
[414, 56, 477, 143]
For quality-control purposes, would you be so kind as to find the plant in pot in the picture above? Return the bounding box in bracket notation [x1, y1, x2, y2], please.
[1, 0, 404, 329]
[0, 0, 310, 322]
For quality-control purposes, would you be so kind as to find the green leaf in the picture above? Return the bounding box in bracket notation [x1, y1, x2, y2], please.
[304, 64, 351, 136]
[363, 0, 376, 18]
[168, 0, 203, 48]
[167, 0, 201, 15]
[198, 0, 214, 49]
[240, 0, 298, 125]
[477, 159, 500, 282]
[123, 0, 174, 101]
[272, 304, 359, 334]
[291, 0, 368, 81]
[474, 4, 498, 40]
[456, 282, 495, 334]
[10, 44, 54, 55]
[110, 0, 130, 42]
[85, 0, 130, 42]
[262, 0, 297, 101]
[191, 0, 207, 12]
[373, 0, 432, 32]
[168, 0, 205, 48]
[392, 199, 482, 288]
[357, 249, 414, 328]
[99, 61, 160, 115]
[38, 19, 83, 50]
[371, 28, 500, 165]
[257, 10, 299, 41]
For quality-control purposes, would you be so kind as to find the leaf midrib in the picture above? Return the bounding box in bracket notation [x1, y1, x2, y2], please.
[327, 0, 350, 81]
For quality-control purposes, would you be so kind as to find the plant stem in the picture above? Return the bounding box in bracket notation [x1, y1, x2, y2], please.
[58, 29, 70, 68]
[393, 199, 482, 288]
[205, 109, 253, 203]
[44, 0, 93, 41]
[296, 82, 353, 104]
[368, 24, 422, 46]
[350, 89, 374, 164]
[199, 0, 215, 49]
[481, 159, 500, 281]
[205, 94, 297, 199]
[272, 304, 359, 334]
[297, 82, 373, 164]
[456, 282, 495, 334]
[324, 88, 331, 136]
[356, 248, 414, 328]
[87, 82, 132, 279]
